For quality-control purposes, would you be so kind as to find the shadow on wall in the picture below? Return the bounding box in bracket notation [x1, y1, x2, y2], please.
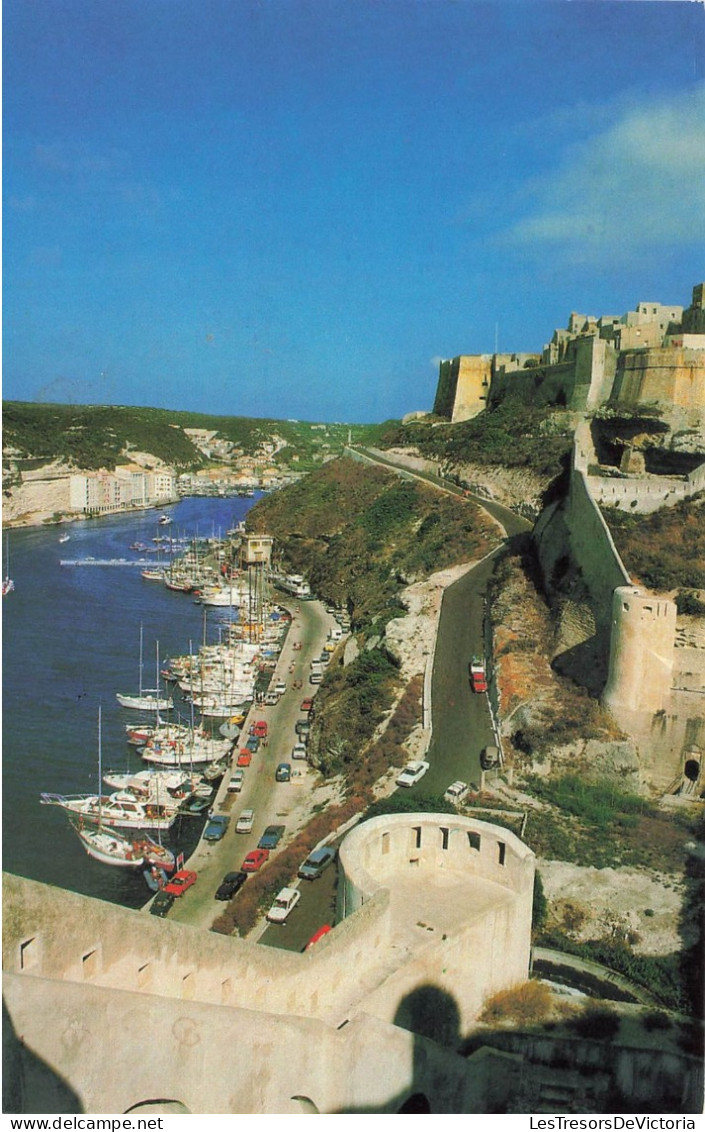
[335, 983, 462, 1113]
[2, 998, 83, 1114]
[551, 631, 610, 696]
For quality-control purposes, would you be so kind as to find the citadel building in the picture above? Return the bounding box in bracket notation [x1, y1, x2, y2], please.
[434, 283, 705, 793]
[434, 282, 705, 434]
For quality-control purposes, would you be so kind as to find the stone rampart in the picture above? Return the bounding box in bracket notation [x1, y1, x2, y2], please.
[3, 816, 536, 1111]
[611, 346, 705, 420]
[534, 443, 631, 643]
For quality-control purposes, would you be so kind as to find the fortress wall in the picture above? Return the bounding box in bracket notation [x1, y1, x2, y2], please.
[3, 969, 490, 1114]
[339, 814, 535, 914]
[586, 474, 691, 514]
[353, 892, 529, 1039]
[452, 355, 492, 422]
[433, 359, 460, 419]
[337, 815, 534, 1033]
[688, 462, 705, 493]
[611, 347, 705, 416]
[2, 872, 391, 1022]
[488, 342, 607, 413]
[534, 457, 630, 637]
[602, 587, 677, 716]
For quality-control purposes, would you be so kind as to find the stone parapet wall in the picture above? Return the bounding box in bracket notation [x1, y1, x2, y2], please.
[611, 346, 705, 417]
[2, 872, 390, 1023]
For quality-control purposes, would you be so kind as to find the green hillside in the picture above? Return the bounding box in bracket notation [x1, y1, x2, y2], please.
[247, 454, 499, 632]
[2, 401, 396, 472]
[379, 399, 573, 478]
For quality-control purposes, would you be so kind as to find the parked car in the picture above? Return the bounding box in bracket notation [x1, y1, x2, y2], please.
[275, 762, 291, 782]
[304, 925, 332, 951]
[291, 742, 308, 761]
[235, 807, 255, 834]
[266, 886, 301, 923]
[149, 890, 175, 917]
[300, 697, 313, 712]
[203, 814, 230, 841]
[252, 720, 268, 737]
[258, 824, 285, 850]
[215, 871, 247, 901]
[236, 749, 252, 767]
[227, 770, 245, 793]
[295, 720, 311, 737]
[396, 760, 430, 788]
[164, 869, 197, 897]
[298, 846, 336, 880]
[274, 681, 287, 695]
[480, 745, 500, 770]
[264, 691, 279, 705]
[245, 735, 260, 753]
[309, 672, 322, 685]
[242, 848, 269, 872]
[444, 781, 469, 804]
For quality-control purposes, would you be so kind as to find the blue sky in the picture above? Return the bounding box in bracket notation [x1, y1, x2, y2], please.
[4, 0, 704, 422]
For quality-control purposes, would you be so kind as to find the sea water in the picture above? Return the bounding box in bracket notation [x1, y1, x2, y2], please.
[2, 495, 259, 907]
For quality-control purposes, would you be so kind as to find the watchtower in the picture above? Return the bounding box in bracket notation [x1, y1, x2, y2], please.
[238, 533, 274, 640]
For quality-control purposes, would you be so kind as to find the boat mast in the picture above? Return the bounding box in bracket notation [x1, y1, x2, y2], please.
[97, 704, 103, 831]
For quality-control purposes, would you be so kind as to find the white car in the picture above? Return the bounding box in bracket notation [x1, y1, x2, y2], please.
[266, 886, 301, 924]
[444, 780, 469, 804]
[236, 808, 255, 833]
[227, 770, 245, 793]
[274, 681, 287, 695]
[396, 760, 430, 788]
[291, 742, 307, 761]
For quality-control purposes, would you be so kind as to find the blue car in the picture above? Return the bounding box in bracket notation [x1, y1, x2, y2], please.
[258, 824, 286, 850]
[246, 735, 261, 753]
[203, 814, 230, 842]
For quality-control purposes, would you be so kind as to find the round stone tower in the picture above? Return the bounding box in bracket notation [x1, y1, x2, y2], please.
[602, 585, 676, 715]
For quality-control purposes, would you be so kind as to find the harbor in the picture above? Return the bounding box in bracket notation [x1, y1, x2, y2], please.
[2, 494, 276, 909]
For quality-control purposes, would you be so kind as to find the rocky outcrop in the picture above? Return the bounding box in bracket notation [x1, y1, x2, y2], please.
[2, 462, 73, 527]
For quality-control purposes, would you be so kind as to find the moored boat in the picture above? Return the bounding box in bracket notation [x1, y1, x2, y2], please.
[70, 822, 146, 868]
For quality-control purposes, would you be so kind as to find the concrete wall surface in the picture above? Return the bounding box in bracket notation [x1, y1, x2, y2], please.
[3, 816, 536, 1112]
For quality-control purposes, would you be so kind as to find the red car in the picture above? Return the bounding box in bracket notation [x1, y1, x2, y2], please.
[252, 720, 268, 738]
[237, 749, 252, 767]
[164, 869, 197, 897]
[242, 848, 270, 872]
[304, 925, 331, 951]
[300, 698, 313, 713]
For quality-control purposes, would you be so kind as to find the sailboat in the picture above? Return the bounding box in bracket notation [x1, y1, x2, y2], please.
[116, 627, 173, 712]
[2, 536, 14, 596]
[65, 707, 149, 868]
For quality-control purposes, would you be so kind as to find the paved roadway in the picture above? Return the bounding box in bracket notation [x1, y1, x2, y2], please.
[352, 444, 531, 793]
[163, 594, 335, 930]
[257, 450, 532, 953]
[166, 448, 531, 950]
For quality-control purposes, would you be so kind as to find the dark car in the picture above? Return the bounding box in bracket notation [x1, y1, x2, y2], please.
[295, 720, 311, 737]
[245, 735, 261, 753]
[298, 846, 336, 880]
[480, 745, 500, 770]
[149, 890, 175, 917]
[275, 762, 291, 782]
[215, 871, 248, 901]
[258, 824, 285, 850]
[203, 814, 230, 842]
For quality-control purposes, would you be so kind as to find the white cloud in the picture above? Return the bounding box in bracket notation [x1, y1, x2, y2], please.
[502, 84, 705, 262]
